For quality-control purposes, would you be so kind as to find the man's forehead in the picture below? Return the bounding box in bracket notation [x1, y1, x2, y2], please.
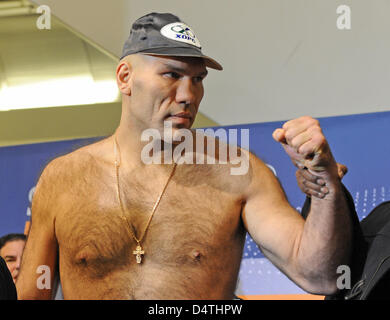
[1, 239, 25, 251]
[141, 54, 207, 72]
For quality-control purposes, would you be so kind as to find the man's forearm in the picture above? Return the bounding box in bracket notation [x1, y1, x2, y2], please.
[296, 173, 352, 294]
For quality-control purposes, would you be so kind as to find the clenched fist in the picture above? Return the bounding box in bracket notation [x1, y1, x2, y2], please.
[272, 116, 339, 178]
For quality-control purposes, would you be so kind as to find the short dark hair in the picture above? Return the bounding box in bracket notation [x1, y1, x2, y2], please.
[0, 233, 27, 250]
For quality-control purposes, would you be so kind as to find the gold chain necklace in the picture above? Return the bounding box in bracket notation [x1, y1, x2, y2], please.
[113, 136, 177, 264]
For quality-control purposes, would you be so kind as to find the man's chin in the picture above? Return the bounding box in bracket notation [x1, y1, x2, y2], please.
[164, 116, 193, 129]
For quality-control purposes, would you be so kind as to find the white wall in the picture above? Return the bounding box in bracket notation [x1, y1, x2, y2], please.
[32, 0, 390, 125]
[31, 0, 129, 57]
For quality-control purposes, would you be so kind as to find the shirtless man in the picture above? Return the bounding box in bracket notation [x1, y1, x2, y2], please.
[16, 12, 352, 299]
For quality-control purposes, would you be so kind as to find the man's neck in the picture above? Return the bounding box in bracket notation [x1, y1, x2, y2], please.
[114, 125, 179, 170]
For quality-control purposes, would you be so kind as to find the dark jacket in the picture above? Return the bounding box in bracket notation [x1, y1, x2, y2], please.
[301, 185, 390, 300]
[0, 256, 17, 300]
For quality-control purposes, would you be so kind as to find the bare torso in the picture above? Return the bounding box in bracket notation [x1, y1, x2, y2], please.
[53, 137, 249, 299]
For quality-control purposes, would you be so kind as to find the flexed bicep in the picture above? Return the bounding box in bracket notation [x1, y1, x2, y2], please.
[241, 155, 306, 283]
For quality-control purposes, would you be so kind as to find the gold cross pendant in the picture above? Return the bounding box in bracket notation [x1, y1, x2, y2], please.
[133, 245, 145, 264]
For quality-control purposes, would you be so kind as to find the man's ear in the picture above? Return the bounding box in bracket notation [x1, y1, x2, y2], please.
[116, 61, 132, 96]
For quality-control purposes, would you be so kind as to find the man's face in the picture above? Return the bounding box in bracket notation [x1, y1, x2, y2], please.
[0, 239, 26, 283]
[125, 54, 208, 136]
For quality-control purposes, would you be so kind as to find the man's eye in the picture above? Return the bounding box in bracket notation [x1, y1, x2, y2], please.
[193, 76, 204, 83]
[164, 72, 181, 79]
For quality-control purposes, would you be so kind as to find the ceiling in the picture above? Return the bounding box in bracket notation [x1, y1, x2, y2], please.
[29, 0, 390, 127]
[0, 1, 218, 146]
[4, 0, 390, 147]
[0, 3, 120, 111]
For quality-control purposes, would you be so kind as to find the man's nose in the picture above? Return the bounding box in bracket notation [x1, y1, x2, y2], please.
[175, 78, 197, 105]
[16, 256, 22, 270]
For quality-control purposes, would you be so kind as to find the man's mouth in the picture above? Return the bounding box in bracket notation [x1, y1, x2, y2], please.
[168, 112, 192, 124]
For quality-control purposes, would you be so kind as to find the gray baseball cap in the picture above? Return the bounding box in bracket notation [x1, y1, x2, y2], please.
[121, 12, 223, 70]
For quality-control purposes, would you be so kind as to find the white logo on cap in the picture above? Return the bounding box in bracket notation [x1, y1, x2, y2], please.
[160, 22, 201, 48]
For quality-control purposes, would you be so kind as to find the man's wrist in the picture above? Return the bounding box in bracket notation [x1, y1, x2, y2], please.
[306, 161, 340, 181]
[307, 165, 344, 198]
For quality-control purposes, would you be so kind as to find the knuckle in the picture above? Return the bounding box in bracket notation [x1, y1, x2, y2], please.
[302, 116, 317, 124]
[316, 135, 326, 145]
[311, 118, 320, 126]
[282, 121, 290, 130]
[307, 125, 322, 136]
[311, 134, 326, 147]
[298, 144, 310, 155]
[307, 116, 318, 124]
[284, 130, 295, 142]
[290, 136, 300, 148]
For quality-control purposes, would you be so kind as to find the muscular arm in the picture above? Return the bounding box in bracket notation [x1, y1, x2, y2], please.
[242, 117, 352, 295]
[16, 160, 60, 299]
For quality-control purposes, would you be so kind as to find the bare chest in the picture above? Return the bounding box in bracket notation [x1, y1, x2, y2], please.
[55, 170, 245, 281]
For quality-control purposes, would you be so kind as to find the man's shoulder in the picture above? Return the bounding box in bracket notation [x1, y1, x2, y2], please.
[31, 137, 113, 217]
[39, 137, 112, 183]
[192, 129, 253, 160]
[190, 129, 271, 175]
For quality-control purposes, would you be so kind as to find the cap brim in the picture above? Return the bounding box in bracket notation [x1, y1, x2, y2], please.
[138, 48, 223, 71]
